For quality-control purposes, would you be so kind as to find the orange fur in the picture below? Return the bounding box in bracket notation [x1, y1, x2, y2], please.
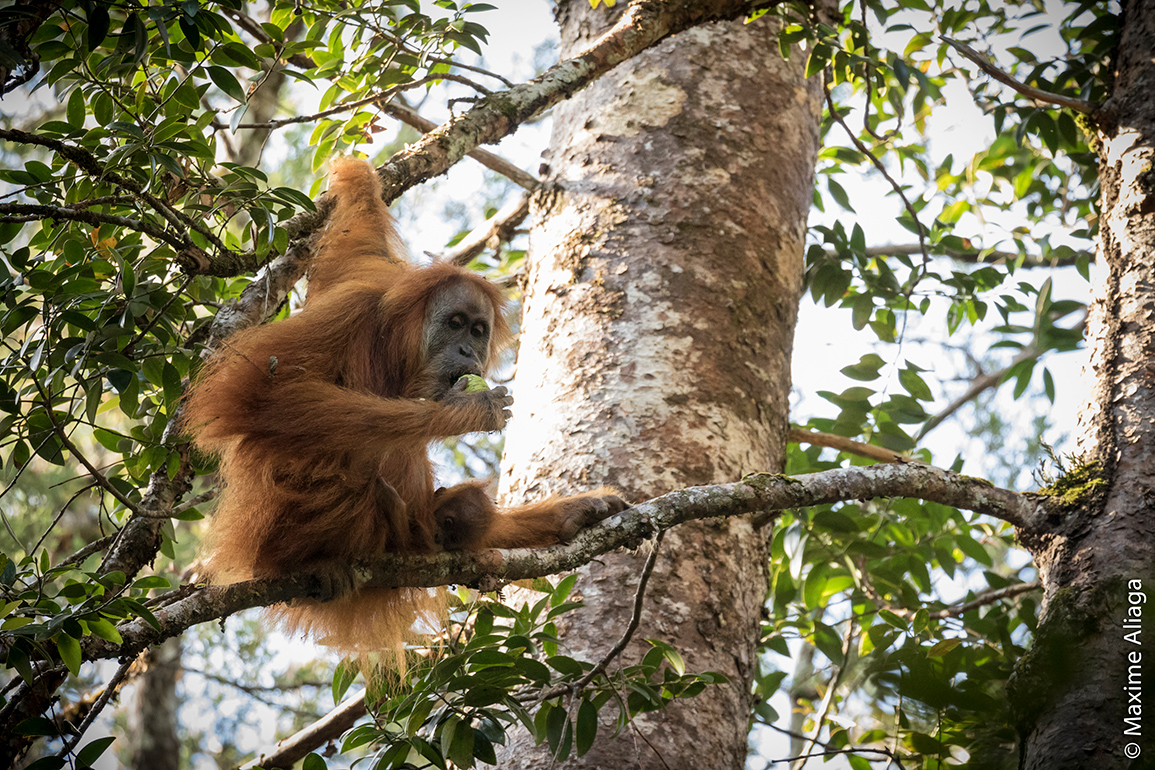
[184, 157, 624, 665]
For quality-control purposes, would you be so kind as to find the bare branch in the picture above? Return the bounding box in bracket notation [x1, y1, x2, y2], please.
[828, 243, 1089, 269]
[240, 693, 368, 770]
[222, 8, 316, 70]
[789, 427, 905, 463]
[823, 85, 929, 265]
[377, 102, 541, 191]
[28, 373, 139, 514]
[917, 312, 1085, 440]
[928, 581, 1040, 620]
[434, 191, 533, 266]
[232, 73, 491, 130]
[941, 37, 1099, 116]
[917, 345, 1040, 440]
[0, 203, 188, 252]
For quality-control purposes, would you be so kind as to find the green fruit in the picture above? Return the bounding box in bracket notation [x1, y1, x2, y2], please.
[458, 374, 489, 393]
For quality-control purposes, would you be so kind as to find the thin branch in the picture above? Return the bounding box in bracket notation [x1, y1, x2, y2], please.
[0, 203, 187, 252]
[823, 84, 929, 265]
[239, 692, 368, 770]
[829, 243, 1088, 268]
[917, 345, 1041, 440]
[0, 128, 242, 270]
[28, 373, 139, 514]
[377, 101, 540, 191]
[781, 747, 907, 770]
[222, 8, 316, 70]
[790, 618, 854, 770]
[941, 37, 1098, 116]
[58, 657, 136, 758]
[232, 73, 490, 130]
[789, 427, 905, 463]
[538, 531, 666, 702]
[172, 487, 217, 515]
[928, 581, 1040, 620]
[434, 190, 534, 266]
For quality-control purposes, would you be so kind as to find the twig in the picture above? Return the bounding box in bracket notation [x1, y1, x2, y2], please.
[377, 101, 540, 191]
[779, 747, 907, 770]
[789, 618, 855, 770]
[788, 427, 905, 463]
[829, 243, 1087, 268]
[0, 203, 187, 252]
[941, 37, 1098, 116]
[928, 581, 1040, 620]
[233, 73, 490, 130]
[172, 487, 218, 515]
[916, 345, 1040, 440]
[0, 128, 239, 267]
[539, 531, 666, 702]
[58, 657, 136, 758]
[916, 309, 1086, 441]
[222, 8, 316, 70]
[60, 535, 116, 568]
[433, 191, 533, 266]
[28, 372, 139, 514]
[239, 692, 367, 770]
[823, 84, 929, 264]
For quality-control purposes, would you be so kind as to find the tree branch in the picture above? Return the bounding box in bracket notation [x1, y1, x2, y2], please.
[368, 0, 766, 203]
[941, 37, 1099, 116]
[828, 243, 1088, 268]
[377, 102, 541, 192]
[239, 692, 368, 770]
[85, 465, 1051, 664]
[0, 127, 242, 271]
[789, 427, 905, 463]
[433, 190, 534, 266]
[0, 202, 187, 252]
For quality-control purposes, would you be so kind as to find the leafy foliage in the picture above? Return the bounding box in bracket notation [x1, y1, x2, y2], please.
[0, 0, 1120, 768]
[342, 577, 723, 769]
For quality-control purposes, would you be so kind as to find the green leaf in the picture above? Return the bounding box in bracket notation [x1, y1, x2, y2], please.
[332, 660, 356, 704]
[208, 66, 248, 103]
[56, 632, 82, 676]
[927, 637, 963, 657]
[67, 88, 86, 129]
[302, 753, 327, 770]
[77, 736, 116, 768]
[85, 617, 123, 644]
[448, 718, 475, 768]
[87, 5, 111, 50]
[575, 698, 598, 756]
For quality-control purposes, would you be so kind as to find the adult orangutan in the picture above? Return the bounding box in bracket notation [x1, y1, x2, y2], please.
[183, 157, 627, 658]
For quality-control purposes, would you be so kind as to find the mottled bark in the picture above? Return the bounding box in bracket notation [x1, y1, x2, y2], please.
[498, 3, 821, 766]
[1010, 1, 1155, 767]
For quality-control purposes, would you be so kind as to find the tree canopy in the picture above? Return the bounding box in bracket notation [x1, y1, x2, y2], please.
[0, 0, 1132, 768]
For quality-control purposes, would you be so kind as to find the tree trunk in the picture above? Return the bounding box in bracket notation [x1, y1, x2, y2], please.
[128, 636, 182, 770]
[498, 4, 821, 767]
[1010, 1, 1155, 767]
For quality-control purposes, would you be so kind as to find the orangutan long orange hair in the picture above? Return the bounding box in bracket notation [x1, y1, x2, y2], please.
[184, 158, 626, 663]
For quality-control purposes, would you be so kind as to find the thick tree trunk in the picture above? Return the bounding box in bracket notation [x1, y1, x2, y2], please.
[498, 3, 821, 767]
[1010, 1, 1155, 767]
